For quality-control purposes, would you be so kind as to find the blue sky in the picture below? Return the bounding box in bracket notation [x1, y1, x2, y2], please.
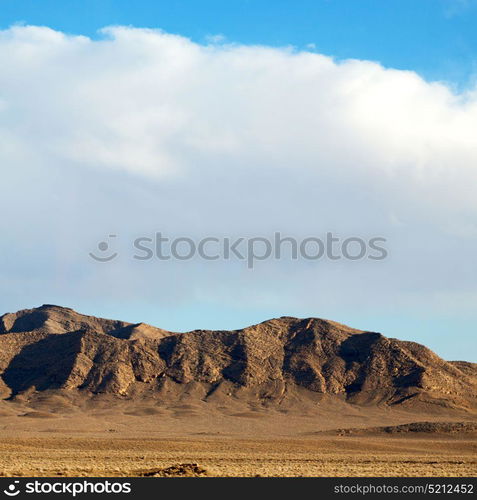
[0, 2, 476, 361]
[1, 0, 477, 86]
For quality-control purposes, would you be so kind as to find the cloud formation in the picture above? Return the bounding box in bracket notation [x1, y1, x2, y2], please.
[0, 26, 476, 357]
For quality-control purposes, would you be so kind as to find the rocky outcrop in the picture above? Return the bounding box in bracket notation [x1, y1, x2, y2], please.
[0, 305, 475, 409]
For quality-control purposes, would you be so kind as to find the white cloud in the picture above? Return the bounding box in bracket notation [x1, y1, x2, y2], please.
[205, 33, 227, 44]
[0, 25, 476, 357]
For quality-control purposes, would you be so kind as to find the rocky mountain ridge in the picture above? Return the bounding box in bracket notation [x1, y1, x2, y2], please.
[0, 305, 475, 411]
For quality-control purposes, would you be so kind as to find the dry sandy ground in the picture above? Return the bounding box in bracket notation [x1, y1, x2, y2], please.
[0, 434, 475, 477]
[0, 395, 475, 477]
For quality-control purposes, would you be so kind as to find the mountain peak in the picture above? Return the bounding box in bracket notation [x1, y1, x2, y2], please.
[39, 304, 74, 310]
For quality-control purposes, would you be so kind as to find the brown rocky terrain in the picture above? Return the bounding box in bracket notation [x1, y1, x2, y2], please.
[323, 421, 477, 436]
[0, 305, 476, 477]
[0, 304, 475, 412]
